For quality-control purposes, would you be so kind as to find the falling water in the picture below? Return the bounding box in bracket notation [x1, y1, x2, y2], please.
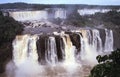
[55, 8, 67, 19]
[27, 35, 39, 61]
[9, 11, 48, 21]
[45, 37, 58, 65]
[12, 35, 39, 66]
[60, 34, 80, 74]
[6, 29, 114, 77]
[79, 30, 98, 64]
[11, 35, 43, 77]
[104, 29, 114, 52]
[12, 35, 29, 66]
[9, 9, 67, 21]
[62, 35, 76, 65]
[92, 29, 103, 52]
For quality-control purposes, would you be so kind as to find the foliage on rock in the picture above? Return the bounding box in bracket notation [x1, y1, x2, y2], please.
[0, 11, 24, 73]
[91, 10, 120, 27]
[0, 11, 24, 45]
[64, 9, 86, 26]
[89, 49, 120, 77]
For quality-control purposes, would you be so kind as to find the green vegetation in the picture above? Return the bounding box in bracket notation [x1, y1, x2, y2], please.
[103, 11, 120, 25]
[0, 2, 52, 10]
[63, 10, 120, 27]
[0, 3, 120, 28]
[0, 3, 120, 74]
[0, 11, 24, 45]
[89, 49, 120, 77]
[63, 9, 87, 27]
[92, 10, 120, 26]
[0, 11, 24, 73]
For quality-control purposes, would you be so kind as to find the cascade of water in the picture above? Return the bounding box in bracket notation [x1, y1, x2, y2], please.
[104, 29, 114, 52]
[12, 35, 29, 66]
[78, 9, 110, 16]
[45, 37, 58, 65]
[55, 8, 67, 19]
[78, 33, 85, 61]
[60, 37, 65, 60]
[12, 35, 44, 77]
[28, 35, 39, 61]
[9, 29, 115, 77]
[61, 35, 76, 65]
[87, 30, 92, 45]
[12, 35, 39, 66]
[80, 30, 98, 64]
[92, 29, 103, 52]
[9, 11, 48, 21]
[12, 29, 114, 66]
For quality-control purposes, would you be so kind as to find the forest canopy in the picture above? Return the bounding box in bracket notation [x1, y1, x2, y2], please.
[0, 11, 24, 45]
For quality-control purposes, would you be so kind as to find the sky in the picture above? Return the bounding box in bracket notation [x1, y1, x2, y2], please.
[0, 0, 120, 5]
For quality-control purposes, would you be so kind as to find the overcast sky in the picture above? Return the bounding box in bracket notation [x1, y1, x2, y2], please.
[0, 0, 120, 5]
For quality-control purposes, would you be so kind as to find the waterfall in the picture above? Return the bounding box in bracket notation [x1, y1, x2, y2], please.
[92, 29, 103, 52]
[79, 30, 98, 64]
[12, 35, 39, 66]
[60, 36, 65, 60]
[12, 35, 29, 66]
[45, 37, 58, 65]
[55, 8, 66, 19]
[9, 29, 115, 77]
[9, 11, 48, 21]
[104, 29, 114, 52]
[9, 9, 67, 21]
[12, 29, 114, 66]
[27, 35, 39, 61]
[78, 9, 110, 16]
[76, 33, 85, 61]
[61, 34, 76, 65]
[12, 35, 43, 77]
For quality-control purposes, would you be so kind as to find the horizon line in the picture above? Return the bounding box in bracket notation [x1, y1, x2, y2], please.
[0, 2, 120, 6]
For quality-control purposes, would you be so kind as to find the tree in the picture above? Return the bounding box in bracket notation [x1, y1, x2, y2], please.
[103, 11, 120, 25]
[0, 11, 24, 45]
[89, 49, 120, 77]
[0, 11, 24, 73]
[64, 9, 86, 26]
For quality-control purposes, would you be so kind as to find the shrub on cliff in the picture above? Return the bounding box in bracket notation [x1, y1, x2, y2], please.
[64, 9, 86, 26]
[92, 10, 120, 26]
[89, 49, 120, 77]
[0, 11, 24, 45]
[0, 11, 24, 73]
[103, 11, 120, 25]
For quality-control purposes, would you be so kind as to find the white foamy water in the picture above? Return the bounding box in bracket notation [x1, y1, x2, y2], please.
[6, 29, 114, 77]
[45, 37, 58, 65]
[9, 11, 48, 21]
[104, 29, 114, 52]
